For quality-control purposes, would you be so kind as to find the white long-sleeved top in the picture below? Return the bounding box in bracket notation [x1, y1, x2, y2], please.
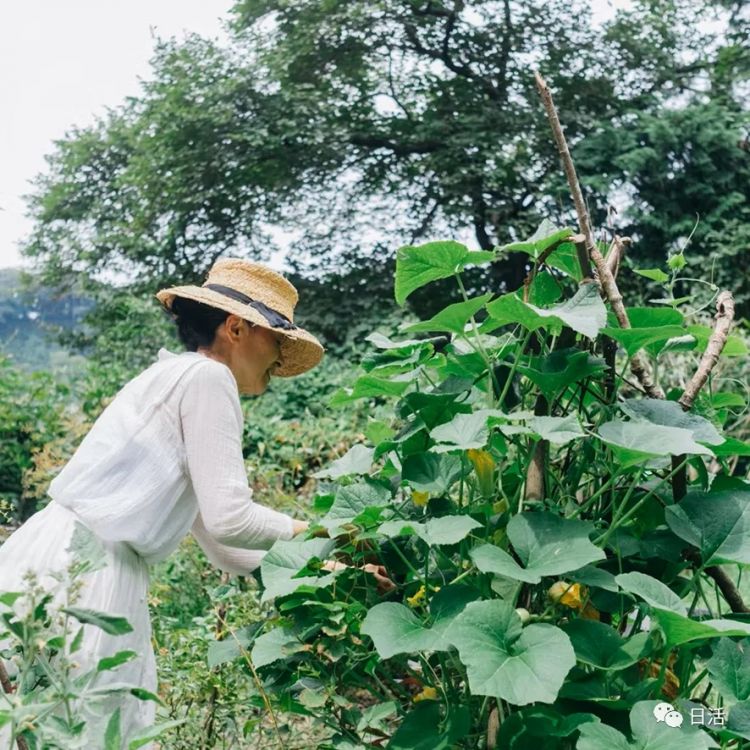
[48, 348, 293, 572]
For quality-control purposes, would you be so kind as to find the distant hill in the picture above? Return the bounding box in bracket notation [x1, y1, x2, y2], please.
[0, 268, 92, 371]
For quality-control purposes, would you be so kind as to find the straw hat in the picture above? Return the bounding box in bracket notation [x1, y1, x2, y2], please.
[156, 258, 324, 377]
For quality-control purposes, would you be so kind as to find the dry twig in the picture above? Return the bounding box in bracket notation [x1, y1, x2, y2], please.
[534, 71, 663, 399]
[605, 236, 629, 279]
[672, 291, 746, 612]
[679, 291, 735, 411]
[522, 234, 580, 302]
[534, 72, 747, 614]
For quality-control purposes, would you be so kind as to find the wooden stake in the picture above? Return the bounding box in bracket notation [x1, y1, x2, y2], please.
[534, 71, 663, 399]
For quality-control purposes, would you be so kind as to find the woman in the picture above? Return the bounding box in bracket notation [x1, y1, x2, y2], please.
[0, 258, 328, 746]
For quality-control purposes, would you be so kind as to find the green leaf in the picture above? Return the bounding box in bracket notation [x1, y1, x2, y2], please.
[361, 585, 477, 658]
[562, 620, 650, 670]
[416, 516, 481, 546]
[667, 252, 687, 271]
[652, 609, 750, 647]
[597, 420, 713, 466]
[471, 512, 604, 584]
[379, 516, 481, 546]
[711, 437, 750, 457]
[395, 241, 469, 305]
[463, 250, 496, 266]
[361, 604, 443, 658]
[502, 220, 573, 258]
[404, 294, 494, 334]
[496, 706, 598, 744]
[366, 332, 436, 351]
[260, 537, 337, 602]
[577, 722, 633, 750]
[63, 608, 133, 636]
[207, 625, 261, 668]
[707, 638, 750, 702]
[527, 270, 562, 306]
[527, 414, 585, 445]
[401, 453, 463, 494]
[366, 419, 395, 446]
[97, 650, 137, 673]
[571, 565, 618, 592]
[429, 410, 497, 451]
[625, 308, 684, 327]
[330, 374, 412, 406]
[321, 481, 392, 528]
[448, 600, 575, 705]
[387, 702, 469, 750]
[357, 701, 398, 733]
[517, 349, 607, 398]
[615, 572, 687, 615]
[251, 627, 300, 668]
[620, 399, 723, 445]
[728, 700, 750, 739]
[578, 701, 716, 749]
[129, 687, 163, 703]
[104, 709, 121, 750]
[314, 444, 374, 479]
[687, 325, 748, 357]
[665, 489, 750, 565]
[601, 326, 687, 357]
[634, 268, 671, 283]
[70, 626, 84, 654]
[486, 283, 606, 339]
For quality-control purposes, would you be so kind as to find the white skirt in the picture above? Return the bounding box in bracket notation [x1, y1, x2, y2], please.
[0, 501, 157, 749]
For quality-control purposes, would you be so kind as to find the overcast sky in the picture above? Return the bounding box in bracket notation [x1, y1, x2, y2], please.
[0, 0, 232, 269]
[1, 0, 625, 271]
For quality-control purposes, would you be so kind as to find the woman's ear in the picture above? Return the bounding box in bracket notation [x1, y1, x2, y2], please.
[224, 314, 248, 341]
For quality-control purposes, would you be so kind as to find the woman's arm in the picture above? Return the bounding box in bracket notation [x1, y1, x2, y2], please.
[180, 361, 303, 550]
[191, 511, 267, 575]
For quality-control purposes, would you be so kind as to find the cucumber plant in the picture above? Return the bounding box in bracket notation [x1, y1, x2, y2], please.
[213, 223, 750, 749]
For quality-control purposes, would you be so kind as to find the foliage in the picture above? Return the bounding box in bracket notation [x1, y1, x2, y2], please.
[0, 355, 70, 523]
[149, 538, 326, 749]
[211, 223, 750, 748]
[19, 0, 750, 325]
[0, 524, 179, 749]
[0, 268, 91, 372]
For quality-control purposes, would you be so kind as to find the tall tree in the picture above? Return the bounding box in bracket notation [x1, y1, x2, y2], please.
[23, 0, 749, 317]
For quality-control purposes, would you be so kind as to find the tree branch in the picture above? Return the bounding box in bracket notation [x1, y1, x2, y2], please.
[403, 21, 503, 101]
[706, 565, 749, 613]
[672, 291, 735, 503]
[522, 234, 578, 302]
[678, 291, 735, 411]
[534, 71, 664, 399]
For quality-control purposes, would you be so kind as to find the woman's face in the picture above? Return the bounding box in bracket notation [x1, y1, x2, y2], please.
[211, 315, 283, 396]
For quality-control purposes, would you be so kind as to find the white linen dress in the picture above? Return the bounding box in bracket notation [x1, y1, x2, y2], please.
[0, 348, 295, 748]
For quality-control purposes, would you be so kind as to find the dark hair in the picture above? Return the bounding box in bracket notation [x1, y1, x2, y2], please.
[170, 297, 231, 351]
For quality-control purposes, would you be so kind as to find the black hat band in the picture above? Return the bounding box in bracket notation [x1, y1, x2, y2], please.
[204, 283, 297, 331]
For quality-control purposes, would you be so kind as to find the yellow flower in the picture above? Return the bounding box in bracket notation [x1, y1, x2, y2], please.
[548, 581, 585, 609]
[407, 585, 426, 608]
[412, 491, 430, 507]
[467, 449, 496, 498]
[548, 581, 601, 620]
[413, 685, 439, 702]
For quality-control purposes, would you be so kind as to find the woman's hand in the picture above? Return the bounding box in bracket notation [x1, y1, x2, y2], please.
[292, 519, 310, 536]
[362, 563, 397, 594]
[322, 560, 396, 595]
